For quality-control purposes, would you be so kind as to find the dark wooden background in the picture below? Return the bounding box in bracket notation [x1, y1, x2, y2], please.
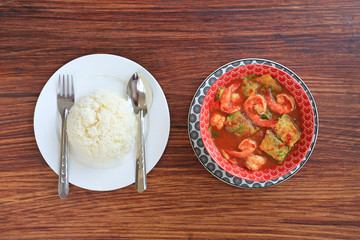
[1, 0, 359, 239]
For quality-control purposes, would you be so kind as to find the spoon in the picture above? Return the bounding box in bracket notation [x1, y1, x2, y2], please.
[126, 72, 152, 192]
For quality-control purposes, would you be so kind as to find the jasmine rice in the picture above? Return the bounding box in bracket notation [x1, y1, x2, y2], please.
[67, 90, 137, 163]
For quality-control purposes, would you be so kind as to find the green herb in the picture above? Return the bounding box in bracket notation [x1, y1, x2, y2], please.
[245, 74, 257, 80]
[212, 132, 220, 137]
[215, 87, 225, 101]
[261, 114, 269, 119]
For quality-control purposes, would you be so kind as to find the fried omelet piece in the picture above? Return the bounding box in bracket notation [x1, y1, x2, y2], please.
[273, 114, 301, 148]
[253, 74, 282, 91]
[241, 78, 260, 97]
[224, 112, 257, 137]
[259, 130, 290, 163]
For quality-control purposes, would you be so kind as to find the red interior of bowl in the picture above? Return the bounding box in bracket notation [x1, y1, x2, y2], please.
[200, 64, 315, 181]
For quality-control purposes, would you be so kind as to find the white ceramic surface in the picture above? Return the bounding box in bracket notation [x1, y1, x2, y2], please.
[34, 54, 170, 191]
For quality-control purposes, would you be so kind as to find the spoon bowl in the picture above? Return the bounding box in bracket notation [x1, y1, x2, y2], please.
[127, 73, 146, 113]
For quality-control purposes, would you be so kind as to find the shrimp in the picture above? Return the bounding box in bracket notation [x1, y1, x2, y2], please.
[225, 139, 256, 158]
[244, 155, 266, 171]
[210, 113, 225, 130]
[243, 94, 277, 128]
[220, 81, 242, 114]
[265, 89, 295, 114]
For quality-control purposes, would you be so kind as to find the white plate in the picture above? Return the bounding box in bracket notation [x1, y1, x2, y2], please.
[34, 54, 170, 191]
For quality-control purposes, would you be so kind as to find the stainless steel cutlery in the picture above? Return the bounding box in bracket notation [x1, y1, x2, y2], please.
[57, 75, 74, 199]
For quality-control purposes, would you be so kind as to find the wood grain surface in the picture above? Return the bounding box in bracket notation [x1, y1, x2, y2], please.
[1, 0, 359, 239]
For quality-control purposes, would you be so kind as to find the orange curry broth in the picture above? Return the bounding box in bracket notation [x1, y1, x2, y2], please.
[209, 75, 302, 170]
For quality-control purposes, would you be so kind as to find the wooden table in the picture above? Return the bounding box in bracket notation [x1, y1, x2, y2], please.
[1, 1, 359, 239]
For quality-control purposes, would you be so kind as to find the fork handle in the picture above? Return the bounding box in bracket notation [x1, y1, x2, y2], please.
[58, 108, 69, 199]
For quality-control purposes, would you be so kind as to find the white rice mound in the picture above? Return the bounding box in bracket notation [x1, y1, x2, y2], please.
[67, 90, 137, 163]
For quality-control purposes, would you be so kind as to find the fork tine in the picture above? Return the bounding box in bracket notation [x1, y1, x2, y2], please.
[57, 74, 75, 99]
[67, 75, 72, 97]
[66, 75, 69, 98]
[60, 75, 65, 97]
[57, 75, 61, 96]
[62, 75, 66, 97]
[70, 75, 74, 97]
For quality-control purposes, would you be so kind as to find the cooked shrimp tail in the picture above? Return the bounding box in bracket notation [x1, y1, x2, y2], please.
[246, 113, 277, 128]
[265, 89, 295, 114]
[225, 139, 256, 158]
[243, 94, 277, 128]
[220, 81, 242, 114]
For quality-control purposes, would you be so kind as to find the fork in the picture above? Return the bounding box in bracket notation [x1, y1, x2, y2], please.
[57, 75, 75, 199]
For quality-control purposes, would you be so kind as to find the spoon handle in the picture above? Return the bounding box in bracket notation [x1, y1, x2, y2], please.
[135, 109, 147, 192]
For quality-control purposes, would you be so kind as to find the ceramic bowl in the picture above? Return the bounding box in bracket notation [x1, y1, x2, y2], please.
[199, 59, 318, 185]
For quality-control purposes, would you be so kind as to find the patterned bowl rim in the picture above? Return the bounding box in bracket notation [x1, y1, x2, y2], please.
[188, 58, 319, 188]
